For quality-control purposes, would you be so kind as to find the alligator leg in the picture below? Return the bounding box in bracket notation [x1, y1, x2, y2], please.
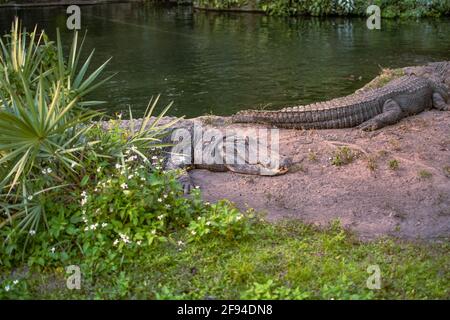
[432, 93, 450, 111]
[177, 170, 195, 194]
[358, 99, 404, 131]
[165, 153, 195, 194]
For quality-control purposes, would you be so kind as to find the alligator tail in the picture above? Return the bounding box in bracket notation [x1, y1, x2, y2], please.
[232, 99, 382, 129]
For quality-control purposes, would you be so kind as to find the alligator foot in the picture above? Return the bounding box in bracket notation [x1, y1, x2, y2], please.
[178, 172, 195, 194]
[358, 99, 403, 131]
[358, 119, 382, 131]
[432, 93, 450, 111]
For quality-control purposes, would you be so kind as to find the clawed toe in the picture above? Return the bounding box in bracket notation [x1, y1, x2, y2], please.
[182, 182, 194, 194]
[358, 123, 373, 131]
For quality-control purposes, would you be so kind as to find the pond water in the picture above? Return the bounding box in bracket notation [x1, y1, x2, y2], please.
[1, 3, 449, 118]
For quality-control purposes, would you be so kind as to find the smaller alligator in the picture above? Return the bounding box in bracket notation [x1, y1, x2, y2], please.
[232, 63, 450, 131]
[163, 118, 292, 193]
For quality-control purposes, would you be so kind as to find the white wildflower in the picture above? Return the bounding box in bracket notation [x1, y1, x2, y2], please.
[136, 240, 142, 246]
[191, 230, 196, 235]
[101, 223, 108, 228]
[206, 221, 211, 226]
[115, 163, 122, 169]
[5, 285, 10, 292]
[157, 214, 164, 220]
[119, 233, 131, 244]
[120, 183, 128, 190]
[27, 195, 33, 201]
[157, 198, 163, 203]
[29, 230, 36, 236]
[13, 280, 18, 285]
[126, 155, 138, 162]
[50, 247, 56, 254]
[41, 168, 52, 174]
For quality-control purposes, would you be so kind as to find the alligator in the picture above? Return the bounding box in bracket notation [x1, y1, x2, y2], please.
[163, 119, 292, 193]
[232, 62, 450, 131]
[100, 116, 292, 193]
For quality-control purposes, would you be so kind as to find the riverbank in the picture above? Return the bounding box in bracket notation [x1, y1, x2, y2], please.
[1, 0, 449, 18]
[194, 0, 450, 18]
[0, 0, 137, 8]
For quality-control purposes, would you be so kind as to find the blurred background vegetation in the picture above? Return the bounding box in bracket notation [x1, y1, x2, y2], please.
[1, 0, 449, 18]
[193, 0, 450, 18]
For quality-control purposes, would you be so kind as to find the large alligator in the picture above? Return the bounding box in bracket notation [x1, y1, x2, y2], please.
[232, 62, 450, 131]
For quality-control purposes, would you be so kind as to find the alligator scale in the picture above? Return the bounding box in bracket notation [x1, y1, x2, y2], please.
[232, 70, 450, 131]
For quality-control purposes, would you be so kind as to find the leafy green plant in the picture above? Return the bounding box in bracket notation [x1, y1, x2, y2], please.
[444, 166, 450, 177]
[241, 279, 310, 299]
[195, 0, 450, 17]
[388, 159, 399, 170]
[331, 146, 355, 166]
[0, 19, 114, 239]
[418, 169, 432, 179]
[0, 18, 113, 106]
[187, 199, 255, 242]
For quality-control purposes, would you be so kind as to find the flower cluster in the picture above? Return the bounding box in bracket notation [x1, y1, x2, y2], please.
[41, 167, 52, 174]
[80, 191, 88, 206]
[3, 280, 19, 293]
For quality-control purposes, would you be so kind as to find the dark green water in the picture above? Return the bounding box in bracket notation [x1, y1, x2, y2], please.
[1, 3, 449, 117]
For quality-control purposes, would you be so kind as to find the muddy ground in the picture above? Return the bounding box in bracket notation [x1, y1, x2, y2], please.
[190, 110, 450, 240]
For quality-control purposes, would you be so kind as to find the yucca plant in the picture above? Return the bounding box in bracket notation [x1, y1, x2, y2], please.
[0, 18, 181, 248]
[0, 18, 113, 192]
[0, 77, 96, 191]
[0, 17, 114, 108]
[0, 19, 112, 237]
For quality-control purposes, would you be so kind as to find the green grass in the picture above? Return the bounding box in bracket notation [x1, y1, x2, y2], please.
[389, 159, 399, 170]
[331, 146, 355, 166]
[2, 220, 448, 300]
[418, 170, 433, 179]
